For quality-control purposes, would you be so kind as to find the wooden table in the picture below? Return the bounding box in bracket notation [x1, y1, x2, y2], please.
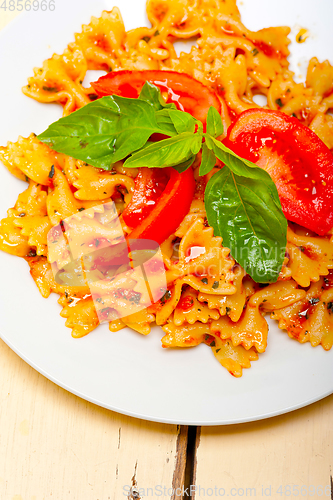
[1, 10, 333, 500]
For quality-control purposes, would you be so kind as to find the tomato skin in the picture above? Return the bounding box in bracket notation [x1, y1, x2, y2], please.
[128, 167, 196, 245]
[92, 70, 221, 124]
[227, 108, 333, 235]
[122, 168, 169, 228]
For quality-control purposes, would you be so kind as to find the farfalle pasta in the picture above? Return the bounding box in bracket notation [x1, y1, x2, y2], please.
[1, 0, 333, 377]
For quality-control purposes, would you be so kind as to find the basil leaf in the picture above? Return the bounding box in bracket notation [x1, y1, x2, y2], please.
[172, 155, 196, 173]
[155, 110, 178, 137]
[206, 107, 223, 138]
[154, 108, 198, 138]
[124, 132, 202, 168]
[139, 83, 198, 136]
[199, 143, 216, 176]
[207, 136, 283, 212]
[205, 167, 287, 283]
[164, 109, 197, 134]
[38, 95, 171, 170]
[139, 81, 176, 111]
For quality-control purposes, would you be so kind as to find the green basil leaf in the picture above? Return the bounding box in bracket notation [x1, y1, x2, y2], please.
[155, 110, 178, 137]
[163, 109, 197, 134]
[206, 136, 283, 211]
[124, 132, 202, 168]
[190, 133, 204, 155]
[38, 95, 171, 170]
[139, 81, 177, 111]
[199, 143, 216, 176]
[139, 83, 198, 136]
[154, 108, 198, 138]
[205, 167, 287, 283]
[172, 155, 196, 173]
[206, 107, 223, 138]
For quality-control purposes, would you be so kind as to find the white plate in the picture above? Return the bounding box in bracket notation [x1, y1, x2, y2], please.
[0, 0, 332, 426]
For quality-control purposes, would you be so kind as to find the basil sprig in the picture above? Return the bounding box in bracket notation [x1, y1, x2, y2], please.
[38, 82, 198, 170]
[38, 82, 287, 283]
[204, 135, 287, 282]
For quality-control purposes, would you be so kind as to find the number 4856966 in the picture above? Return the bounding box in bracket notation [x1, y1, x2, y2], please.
[276, 484, 331, 496]
[0, 0, 55, 11]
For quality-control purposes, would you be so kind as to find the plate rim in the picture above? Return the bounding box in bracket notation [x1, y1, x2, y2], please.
[0, 0, 333, 426]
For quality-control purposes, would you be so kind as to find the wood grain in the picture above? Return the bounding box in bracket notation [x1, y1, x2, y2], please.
[194, 395, 333, 500]
[171, 425, 189, 500]
[0, 339, 186, 499]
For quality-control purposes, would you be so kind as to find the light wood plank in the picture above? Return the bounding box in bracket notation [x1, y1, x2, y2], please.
[0, 339, 187, 499]
[194, 396, 333, 500]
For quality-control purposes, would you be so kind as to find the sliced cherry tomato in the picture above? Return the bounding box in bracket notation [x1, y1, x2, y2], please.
[179, 295, 194, 311]
[128, 167, 195, 244]
[227, 108, 333, 235]
[122, 168, 169, 228]
[92, 70, 221, 124]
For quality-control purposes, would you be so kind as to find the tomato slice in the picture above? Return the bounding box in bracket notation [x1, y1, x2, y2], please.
[92, 71, 199, 243]
[128, 167, 195, 245]
[92, 70, 221, 124]
[122, 168, 169, 228]
[227, 108, 333, 235]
